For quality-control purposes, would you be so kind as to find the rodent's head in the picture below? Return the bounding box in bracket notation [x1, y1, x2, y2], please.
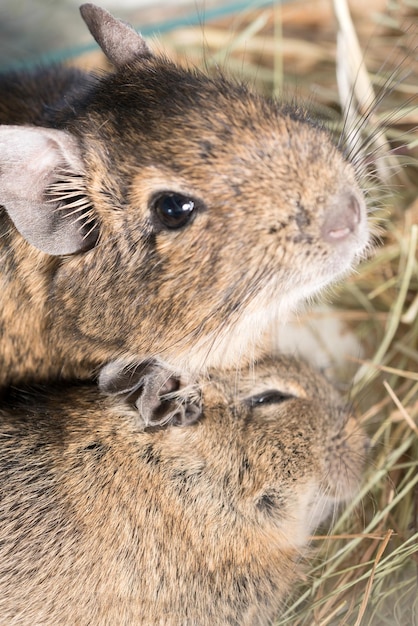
[105, 354, 367, 545]
[207, 356, 366, 542]
[0, 3, 370, 374]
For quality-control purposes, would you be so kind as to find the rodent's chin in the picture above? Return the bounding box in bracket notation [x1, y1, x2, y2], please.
[167, 296, 280, 372]
[159, 247, 368, 374]
[329, 222, 371, 273]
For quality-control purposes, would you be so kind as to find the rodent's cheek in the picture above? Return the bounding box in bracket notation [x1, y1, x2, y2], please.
[268, 481, 332, 547]
[301, 482, 337, 535]
[325, 416, 368, 501]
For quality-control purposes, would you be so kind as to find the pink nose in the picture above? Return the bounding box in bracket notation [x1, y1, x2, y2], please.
[321, 194, 363, 243]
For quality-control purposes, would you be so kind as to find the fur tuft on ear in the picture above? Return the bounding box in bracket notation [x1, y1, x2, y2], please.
[99, 359, 202, 428]
[0, 125, 98, 255]
[79, 3, 152, 68]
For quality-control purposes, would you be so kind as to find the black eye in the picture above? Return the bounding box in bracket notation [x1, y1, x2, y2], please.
[246, 390, 294, 408]
[153, 193, 196, 229]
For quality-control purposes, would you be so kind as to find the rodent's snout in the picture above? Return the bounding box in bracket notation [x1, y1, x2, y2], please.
[321, 191, 365, 244]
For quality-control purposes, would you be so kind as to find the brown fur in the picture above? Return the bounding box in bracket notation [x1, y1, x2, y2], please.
[0, 355, 367, 625]
[0, 4, 369, 388]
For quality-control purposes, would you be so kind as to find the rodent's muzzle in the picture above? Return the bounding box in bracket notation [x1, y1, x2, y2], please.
[321, 191, 366, 245]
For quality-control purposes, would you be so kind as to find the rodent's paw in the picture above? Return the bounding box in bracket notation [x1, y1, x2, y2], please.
[98, 359, 202, 428]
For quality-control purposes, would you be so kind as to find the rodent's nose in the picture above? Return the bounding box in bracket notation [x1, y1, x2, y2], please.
[321, 193, 363, 243]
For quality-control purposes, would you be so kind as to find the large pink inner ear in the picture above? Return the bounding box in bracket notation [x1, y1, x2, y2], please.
[79, 3, 152, 67]
[0, 125, 98, 256]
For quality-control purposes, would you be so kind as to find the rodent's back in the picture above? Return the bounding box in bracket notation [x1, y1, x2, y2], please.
[0, 66, 93, 126]
[0, 356, 366, 624]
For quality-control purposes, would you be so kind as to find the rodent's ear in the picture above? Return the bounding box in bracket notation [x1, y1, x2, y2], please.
[79, 3, 152, 67]
[0, 125, 98, 255]
[99, 359, 202, 428]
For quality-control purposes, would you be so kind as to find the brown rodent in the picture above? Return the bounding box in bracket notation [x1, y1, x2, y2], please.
[0, 355, 367, 625]
[0, 3, 369, 388]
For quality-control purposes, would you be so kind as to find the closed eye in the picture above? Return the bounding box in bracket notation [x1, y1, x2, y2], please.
[245, 390, 295, 407]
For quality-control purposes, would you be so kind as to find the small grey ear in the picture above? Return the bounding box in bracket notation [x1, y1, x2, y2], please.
[98, 358, 159, 397]
[0, 125, 98, 255]
[79, 3, 152, 67]
[99, 359, 202, 428]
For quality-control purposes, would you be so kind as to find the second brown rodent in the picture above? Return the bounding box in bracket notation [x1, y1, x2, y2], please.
[0, 355, 367, 625]
[0, 4, 370, 388]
